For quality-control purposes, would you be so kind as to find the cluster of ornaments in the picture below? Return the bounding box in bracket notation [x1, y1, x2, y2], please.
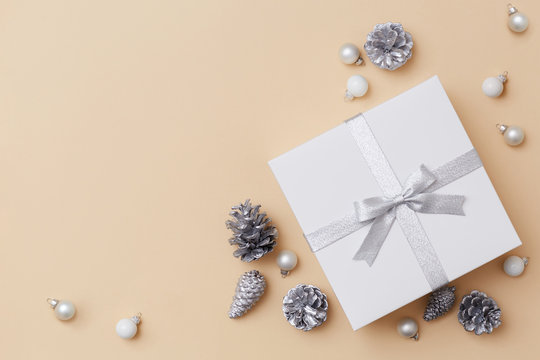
[226, 200, 328, 331]
[397, 252, 528, 340]
[46, 298, 142, 339]
[481, 4, 529, 147]
[340, 22, 414, 100]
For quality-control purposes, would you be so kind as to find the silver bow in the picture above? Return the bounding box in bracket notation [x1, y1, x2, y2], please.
[353, 164, 465, 265]
[304, 114, 483, 290]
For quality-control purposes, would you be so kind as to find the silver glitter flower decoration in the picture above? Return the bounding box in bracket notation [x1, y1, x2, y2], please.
[282, 284, 328, 331]
[364, 22, 413, 71]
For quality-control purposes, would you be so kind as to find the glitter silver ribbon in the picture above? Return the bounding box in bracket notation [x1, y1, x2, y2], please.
[304, 114, 483, 289]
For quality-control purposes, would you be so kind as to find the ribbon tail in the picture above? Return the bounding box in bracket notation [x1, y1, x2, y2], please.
[409, 193, 466, 216]
[353, 211, 396, 265]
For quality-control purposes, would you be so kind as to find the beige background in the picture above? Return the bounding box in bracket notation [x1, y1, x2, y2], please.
[1, 0, 539, 358]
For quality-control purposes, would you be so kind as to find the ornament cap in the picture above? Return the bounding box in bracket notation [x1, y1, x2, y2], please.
[411, 332, 419, 341]
[130, 312, 142, 325]
[280, 269, 289, 278]
[496, 124, 508, 134]
[47, 298, 59, 309]
[344, 90, 355, 101]
[508, 4, 518, 15]
[498, 71, 508, 83]
[523, 257, 529, 266]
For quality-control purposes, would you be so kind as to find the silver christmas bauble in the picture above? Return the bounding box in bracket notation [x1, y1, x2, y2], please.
[397, 317, 418, 340]
[503, 255, 528, 276]
[47, 298, 76, 321]
[276, 250, 298, 277]
[497, 124, 524, 146]
[508, 4, 528, 32]
[338, 43, 362, 65]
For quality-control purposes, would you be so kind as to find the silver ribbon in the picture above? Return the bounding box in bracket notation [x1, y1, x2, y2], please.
[304, 114, 483, 289]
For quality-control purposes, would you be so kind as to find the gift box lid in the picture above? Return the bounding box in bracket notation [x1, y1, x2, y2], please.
[268, 76, 521, 330]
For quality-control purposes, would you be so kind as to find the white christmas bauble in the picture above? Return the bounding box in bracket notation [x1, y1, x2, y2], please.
[54, 300, 76, 321]
[503, 255, 527, 276]
[482, 77, 504, 97]
[277, 250, 298, 277]
[346, 75, 368, 99]
[339, 43, 360, 65]
[508, 12, 529, 32]
[504, 125, 524, 146]
[116, 318, 138, 339]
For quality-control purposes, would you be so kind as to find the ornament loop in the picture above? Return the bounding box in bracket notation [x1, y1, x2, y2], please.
[46, 298, 59, 308]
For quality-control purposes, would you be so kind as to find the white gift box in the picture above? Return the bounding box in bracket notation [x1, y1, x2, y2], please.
[268, 76, 521, 330]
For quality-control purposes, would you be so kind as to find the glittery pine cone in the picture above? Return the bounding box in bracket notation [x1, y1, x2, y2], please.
[282, 284, 328, 331]
[226, 199, 277, 262]
[423, 286, 456, 321]
[228, 270, 266, 319]
[364, 22, 413, 71]
[457, 290, 501, 335]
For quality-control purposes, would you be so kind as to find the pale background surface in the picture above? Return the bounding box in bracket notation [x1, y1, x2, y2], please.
[0, 0, 538, 359]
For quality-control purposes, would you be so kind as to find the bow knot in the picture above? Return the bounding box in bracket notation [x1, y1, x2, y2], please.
[352, 165, 466, 265]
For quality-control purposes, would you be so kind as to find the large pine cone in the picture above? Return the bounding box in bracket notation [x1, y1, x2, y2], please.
[282, 284, 328, 331]
[226, 199, 277, 262]
[228, 270, 266, 319]
[364, 22, 413, 71]
[457, 290, 501, 335]
[424, 286, 456, 321]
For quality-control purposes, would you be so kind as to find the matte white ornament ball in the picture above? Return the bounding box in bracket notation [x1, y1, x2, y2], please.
[47, 298, 76, 321]
[276, 250, 298, 277]
[503, 255, 528, 276]
[508, 4, 529, 32]
[397, 317, 419, 340]
[116, 313, 141, 339]
[339, 43, 363, 65]
[497, 124, 525, 146]
[482, 72, 507, 98]
[345, 75, 368, 100]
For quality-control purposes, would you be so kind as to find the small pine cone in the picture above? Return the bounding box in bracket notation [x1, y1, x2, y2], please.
[364, 22, 413, 71]
[228, 270, 266, 319]
[282, 284, 328, 331]
[226, 199, 278, 262]
[457, 290, 501, 335]
[423, 286, 456, 321]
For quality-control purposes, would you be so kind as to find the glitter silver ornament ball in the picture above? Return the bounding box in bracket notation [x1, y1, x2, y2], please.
[507, 4, 528, 32]
[397, 317, 419, 340]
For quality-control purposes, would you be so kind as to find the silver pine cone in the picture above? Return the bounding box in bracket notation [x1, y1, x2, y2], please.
[364, 22, 413, 71]
[458, 290, 501, 335]
[228, 270, 266, 319]
[282, 284, 328, 331]
[423, 286, 456, 321]
[226, 199, 278, 262]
